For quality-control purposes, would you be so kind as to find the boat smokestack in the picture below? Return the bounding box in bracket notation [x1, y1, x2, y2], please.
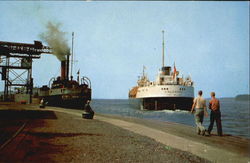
[162, 66, 171, 75]
[61, 61, 66, 80]
[61, 54, 70, 80]
[66, 54, 70, 80]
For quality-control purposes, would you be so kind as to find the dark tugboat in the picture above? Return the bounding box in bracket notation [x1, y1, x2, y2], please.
[39, 31, 91, 109]
[39, 55, 91, 108]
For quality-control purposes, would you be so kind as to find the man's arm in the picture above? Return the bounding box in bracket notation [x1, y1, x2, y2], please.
[191, 99, 196, 113]
[209, 100, 212, 110]
[204, 100, 209, 117]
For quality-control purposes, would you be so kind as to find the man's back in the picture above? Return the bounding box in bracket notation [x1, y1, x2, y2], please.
[209, 98, 220, 111]
[194, 96, 206, 109]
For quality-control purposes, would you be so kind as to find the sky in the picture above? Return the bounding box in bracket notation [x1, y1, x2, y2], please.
[0, 1, 249, 99]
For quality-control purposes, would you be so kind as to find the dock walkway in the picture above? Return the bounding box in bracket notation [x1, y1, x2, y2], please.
[0, 103, 249, 162]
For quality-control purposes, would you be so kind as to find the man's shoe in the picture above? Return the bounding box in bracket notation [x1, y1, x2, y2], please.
[201, 130, 206, 136]
[206, 130, 211, 136]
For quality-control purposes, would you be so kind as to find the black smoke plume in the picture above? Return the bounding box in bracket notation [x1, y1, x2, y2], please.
[40, 21, 70, 61]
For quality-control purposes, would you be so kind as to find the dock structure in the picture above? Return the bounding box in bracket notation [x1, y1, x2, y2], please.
[0, 103, 249, 162]
[0, 41, 51, 103]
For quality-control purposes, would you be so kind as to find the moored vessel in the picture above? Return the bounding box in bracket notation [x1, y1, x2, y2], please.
[38, 56, 91, 108]
[39, 32, 91, 109]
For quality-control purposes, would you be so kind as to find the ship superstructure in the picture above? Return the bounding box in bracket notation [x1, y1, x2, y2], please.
[39, 33, 91, 108]
[39, 56, 91, 108]
[129, 31, 194, 110]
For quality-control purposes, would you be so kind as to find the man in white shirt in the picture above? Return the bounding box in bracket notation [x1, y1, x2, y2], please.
[191, 90, 208, 136]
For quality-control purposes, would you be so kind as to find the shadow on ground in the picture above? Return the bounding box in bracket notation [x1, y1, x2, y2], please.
[25, 131, 103, 138]
[0, 110, 57, 120]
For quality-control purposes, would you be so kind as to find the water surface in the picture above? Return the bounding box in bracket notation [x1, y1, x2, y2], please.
[91, 98, 250, 139]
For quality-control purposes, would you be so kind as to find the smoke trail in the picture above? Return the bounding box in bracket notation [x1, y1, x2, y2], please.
[40, 21, 70, 61]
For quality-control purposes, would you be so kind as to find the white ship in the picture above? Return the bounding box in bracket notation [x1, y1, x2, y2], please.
[129, 31, 194, 110]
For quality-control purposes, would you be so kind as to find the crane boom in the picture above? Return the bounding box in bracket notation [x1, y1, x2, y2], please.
[0, 40, 52, 58]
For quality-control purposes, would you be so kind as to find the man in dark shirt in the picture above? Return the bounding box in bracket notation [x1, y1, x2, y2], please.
[207, 92, 223, 136]
[83, 100, 94, 119]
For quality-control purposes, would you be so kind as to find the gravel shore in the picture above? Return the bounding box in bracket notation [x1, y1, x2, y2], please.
[0, 104, 249, 163]
[0, 107, 208, 163]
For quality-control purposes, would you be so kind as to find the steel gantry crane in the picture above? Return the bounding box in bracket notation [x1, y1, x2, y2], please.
[0, 40, 51, 103]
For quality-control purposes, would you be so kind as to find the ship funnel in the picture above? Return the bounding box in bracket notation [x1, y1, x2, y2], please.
[61, 61, 66, 80]
[60, 54, 70, 80]
[162, 66, 171, 75]
[66, 54, 69, 80]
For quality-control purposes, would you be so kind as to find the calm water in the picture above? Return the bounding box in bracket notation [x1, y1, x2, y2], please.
[91, 98, 250, 139]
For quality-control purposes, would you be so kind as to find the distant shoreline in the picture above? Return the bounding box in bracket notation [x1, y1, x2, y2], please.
[235, 94, 250, 101]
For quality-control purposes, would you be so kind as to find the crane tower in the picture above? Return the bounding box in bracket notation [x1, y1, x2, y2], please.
[0, 40, 51, 103]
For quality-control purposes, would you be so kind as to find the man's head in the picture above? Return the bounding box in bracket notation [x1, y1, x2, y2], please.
[87, 100, 90, 104]
[211, 92, 215, 97]
[198, 90, 203, 96]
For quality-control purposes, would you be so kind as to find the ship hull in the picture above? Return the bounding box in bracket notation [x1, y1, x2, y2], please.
[39, 87, 91, 109]
[129, 97, 193, 111]
[44, 95, 89, 109]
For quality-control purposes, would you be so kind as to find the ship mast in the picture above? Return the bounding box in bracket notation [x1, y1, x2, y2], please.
[70, 32, 74, 78]
[142, 65, 146, 77]
[162, 30, 165, 68]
